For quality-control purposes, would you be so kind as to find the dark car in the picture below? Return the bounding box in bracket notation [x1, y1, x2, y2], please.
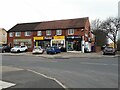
[0, 46, 3, 53]
[103, 47, 116, 55]
[0, 45, 11, 53]
[3, 46, 11, 52]
[46, 46, 61, 54]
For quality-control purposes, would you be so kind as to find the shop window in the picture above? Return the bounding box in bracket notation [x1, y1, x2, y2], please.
[2, 33, 6, 37]
[9, 32, 13, 37]
[25, 42, 32, 48]
[37, 31, 42, 36]
[68, 29, 74, 35]
[25, 31, 31, 36]
[46, 30, 51, 36]
[14, 42, 19, 46]
[15, 32, 21, 37]
[52, 40, 64, 48]
[56, 30, 62, 35]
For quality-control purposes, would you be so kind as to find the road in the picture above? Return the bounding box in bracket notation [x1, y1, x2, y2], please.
[1, 54, 118, 89]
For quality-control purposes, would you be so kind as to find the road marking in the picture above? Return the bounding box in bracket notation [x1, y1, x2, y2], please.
[0, 80, 16, 89]
[80, 62, 118, 66]
[27, 69, 67, 89]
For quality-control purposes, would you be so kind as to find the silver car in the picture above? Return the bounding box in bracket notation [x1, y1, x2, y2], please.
[103, 47, 116, 55]
[32, 46, 44, 54]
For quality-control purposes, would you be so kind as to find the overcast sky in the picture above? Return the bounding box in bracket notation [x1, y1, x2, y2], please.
[0, 0, 119, 30]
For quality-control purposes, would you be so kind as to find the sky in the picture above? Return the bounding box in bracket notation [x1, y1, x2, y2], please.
[0, 0, 120, 30]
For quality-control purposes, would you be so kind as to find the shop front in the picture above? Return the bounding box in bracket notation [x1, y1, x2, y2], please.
[13, 39, 32, 50]
[66, 36, 82, 51]
[51, 36, 65, 48]
[34, 36, 52, 49]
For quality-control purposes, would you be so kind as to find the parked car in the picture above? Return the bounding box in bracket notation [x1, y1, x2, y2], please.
[2, 45, 11, 53]
[11, 46, 28, 53]
[46, 46, 61, 54]
[0, 46, 3, 53]
[103, 47, 116, 55]
[0, 45, 11, 53]
[32, 46, 44, 54]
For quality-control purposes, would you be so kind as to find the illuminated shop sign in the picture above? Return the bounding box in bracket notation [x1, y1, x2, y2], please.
[34, 37, 44, 40]
[53, 36, 65, 40]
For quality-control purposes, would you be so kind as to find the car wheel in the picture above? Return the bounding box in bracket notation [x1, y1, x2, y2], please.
[25, 49, 28, 52]
[17, 50, 20, 53]
[47, 52, 49, 54]
[2, 50, 5, 53]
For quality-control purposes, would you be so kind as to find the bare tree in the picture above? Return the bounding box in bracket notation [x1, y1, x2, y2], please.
[100, 17, 120, 49]
[91, 19, 102, 31]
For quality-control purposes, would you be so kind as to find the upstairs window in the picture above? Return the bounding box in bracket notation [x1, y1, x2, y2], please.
[9, 32, 13, 37]
[25, 31, 31, 36]
[15, 32, 21, 37]
[68, 29, 74, 35]
[56, 30, 62, 35]
[2, 33, 6, 37]
[37, 31, 42, 36]
[46, 30, 51, 36]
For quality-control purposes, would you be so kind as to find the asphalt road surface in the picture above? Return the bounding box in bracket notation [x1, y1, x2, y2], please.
[1, 54, 119, 89]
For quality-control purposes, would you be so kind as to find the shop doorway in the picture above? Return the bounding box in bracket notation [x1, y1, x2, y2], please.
[67, 39, 81, 51]
[35, 40, 50, 49]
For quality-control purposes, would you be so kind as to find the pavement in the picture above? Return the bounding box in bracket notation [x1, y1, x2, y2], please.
[1, 51, 120, 59]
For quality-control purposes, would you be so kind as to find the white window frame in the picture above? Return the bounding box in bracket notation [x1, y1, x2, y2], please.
[37, 31, 42, 36]
[25, 31, 31, 36]
[9, 32, 13, 37]
[15, 32, 21, 37]
[46, 30, 51, 36]
[56, 30, 62, 35]
[68, 29, 74, 35]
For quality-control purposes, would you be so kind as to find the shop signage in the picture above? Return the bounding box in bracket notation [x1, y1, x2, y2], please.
[14, 39, 31, 42]
[54, 36, 65, 40]
[66, 36, 81, 39]
[44, 37, 52, 39]
[34, 37, 44, 40]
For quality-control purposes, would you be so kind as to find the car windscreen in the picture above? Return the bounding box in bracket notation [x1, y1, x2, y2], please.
[14, 46, 20, 48]
[106, 47, 113, 49]
[34, 47, 40, 49]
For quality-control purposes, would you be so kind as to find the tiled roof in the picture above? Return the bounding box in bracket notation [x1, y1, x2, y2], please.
[8, 23, 39, 32]
[8, 17, 89, 32]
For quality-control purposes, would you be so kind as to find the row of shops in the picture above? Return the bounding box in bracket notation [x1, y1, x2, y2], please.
[12, 35, 92, 52]
[7, 17, 93, 52]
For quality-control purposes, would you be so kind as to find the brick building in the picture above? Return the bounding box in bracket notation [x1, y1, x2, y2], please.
[7, 17, 94, 52]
